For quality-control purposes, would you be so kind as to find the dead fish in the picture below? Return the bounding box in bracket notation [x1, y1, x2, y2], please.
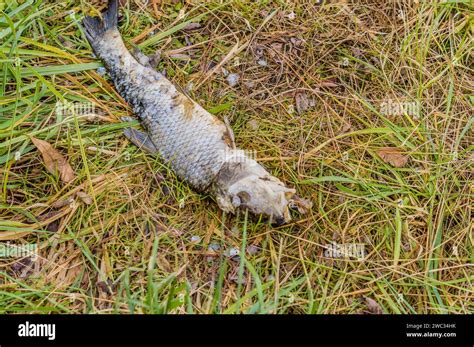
[82, 0, 309, 225]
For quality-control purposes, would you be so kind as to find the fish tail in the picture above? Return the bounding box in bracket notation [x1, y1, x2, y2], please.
[82, 0, 119, 46]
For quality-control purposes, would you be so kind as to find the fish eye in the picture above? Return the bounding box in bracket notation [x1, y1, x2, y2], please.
[237, 191, 251, 204]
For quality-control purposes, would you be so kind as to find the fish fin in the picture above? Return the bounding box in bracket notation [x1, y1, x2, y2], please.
[123, 128, 159, 154]
[223, 116, 236, 149]
[131, 47, 152, 67]
[120, 116, 136, 123]
[82, 0, 119, 43]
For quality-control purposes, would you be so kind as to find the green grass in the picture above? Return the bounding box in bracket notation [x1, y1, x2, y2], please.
[0, 0, 472, 314]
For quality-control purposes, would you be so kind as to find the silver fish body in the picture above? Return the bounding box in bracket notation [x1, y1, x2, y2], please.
[83, 0, 301, 224]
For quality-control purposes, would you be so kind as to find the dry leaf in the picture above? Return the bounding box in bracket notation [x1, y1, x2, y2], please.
[351, 47, 364, 58]
[363, 296, 383, 314]
[31, 137, 75, 183]
[183, 22, 201, 31]
[247, 119, 259, 131]
[289, 195, 313, 214]
[376, 147, 408, 168]
[51, 197, 74, 209]
[339, 122, 352, 134]
[268, 42, 284, 63]
[97, 280, 113, 296]
[320, 80, 338, 88]
[244, 80, 256, 89]
[295, 92, 316, 114]
[156, 255, 172, 273]
[76, 191, 92, 205]
[290, 37, 305, 48]
[57, 35, 75, 50]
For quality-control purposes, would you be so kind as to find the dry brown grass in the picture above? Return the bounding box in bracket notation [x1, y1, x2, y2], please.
[0, 0, 472, 313]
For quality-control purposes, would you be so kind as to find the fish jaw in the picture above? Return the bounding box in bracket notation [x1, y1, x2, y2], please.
[213, 157, 296, 225]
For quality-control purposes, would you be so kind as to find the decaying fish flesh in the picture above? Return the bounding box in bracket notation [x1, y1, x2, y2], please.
[82, 0, 310, 224]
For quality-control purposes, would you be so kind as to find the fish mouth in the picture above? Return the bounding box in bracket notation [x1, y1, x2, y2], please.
[273, 215, 287, 226]
[267, 206, 292, 226]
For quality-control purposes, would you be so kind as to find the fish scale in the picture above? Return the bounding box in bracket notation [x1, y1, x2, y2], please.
[104, 41, 229, 191]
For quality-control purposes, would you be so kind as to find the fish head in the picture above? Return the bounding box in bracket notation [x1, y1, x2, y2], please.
[227, 174, 296, 225]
